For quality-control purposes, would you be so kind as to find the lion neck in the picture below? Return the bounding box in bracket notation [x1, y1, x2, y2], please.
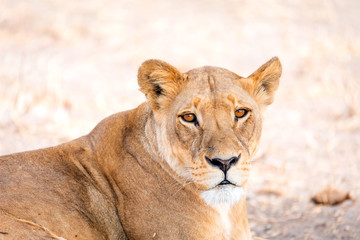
[140, 104, 190, 186]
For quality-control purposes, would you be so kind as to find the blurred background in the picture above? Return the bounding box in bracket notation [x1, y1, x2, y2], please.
[1, 0, 359, 239]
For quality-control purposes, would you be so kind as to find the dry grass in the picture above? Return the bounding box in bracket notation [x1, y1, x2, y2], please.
[1, 0, 359, 239]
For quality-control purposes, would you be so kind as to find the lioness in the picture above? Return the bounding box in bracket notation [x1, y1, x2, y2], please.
[0, 57, 281, 240]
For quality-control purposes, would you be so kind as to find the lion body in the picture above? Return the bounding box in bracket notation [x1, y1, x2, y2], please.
[0, 58, 281, 240]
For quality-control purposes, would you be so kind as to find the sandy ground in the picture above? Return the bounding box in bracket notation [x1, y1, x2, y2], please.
[1, 0, 360, 239]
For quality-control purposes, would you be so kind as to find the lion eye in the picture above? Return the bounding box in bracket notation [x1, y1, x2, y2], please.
[181, 113, 197, 123]
[235, 109, 248, 119]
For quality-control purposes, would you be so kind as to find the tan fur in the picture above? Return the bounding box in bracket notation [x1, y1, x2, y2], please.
[0, 57, 281, 240]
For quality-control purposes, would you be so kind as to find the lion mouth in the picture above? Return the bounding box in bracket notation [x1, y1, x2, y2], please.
[219, 180, 233, 185]
[201, 182, 245, 205]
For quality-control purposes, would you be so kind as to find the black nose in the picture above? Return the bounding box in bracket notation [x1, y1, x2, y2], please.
[205, 155, 240, 174]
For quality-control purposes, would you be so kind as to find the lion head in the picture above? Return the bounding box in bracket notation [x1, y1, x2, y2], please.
[138, 58, 281, 206]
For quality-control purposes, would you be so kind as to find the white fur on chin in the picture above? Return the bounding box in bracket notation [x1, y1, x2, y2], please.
[201, 185, 245, 206]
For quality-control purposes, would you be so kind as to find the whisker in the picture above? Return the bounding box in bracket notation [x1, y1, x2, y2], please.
[171, 181, 193, 197]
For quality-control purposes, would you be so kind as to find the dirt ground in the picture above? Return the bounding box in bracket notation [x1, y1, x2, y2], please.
[1, 0, 360, 239]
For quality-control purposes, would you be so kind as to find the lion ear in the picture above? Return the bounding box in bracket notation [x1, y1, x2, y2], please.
[241, 57, 282, 110]
[138, 59, 185, 110]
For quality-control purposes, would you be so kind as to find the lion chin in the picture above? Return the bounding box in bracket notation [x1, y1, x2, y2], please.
[201, 185, 246, 206]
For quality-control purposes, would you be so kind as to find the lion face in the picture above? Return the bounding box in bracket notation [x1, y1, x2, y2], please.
[138, 58, 281, 205]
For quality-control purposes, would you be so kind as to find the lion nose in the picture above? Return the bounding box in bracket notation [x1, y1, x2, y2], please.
[205, 155, 240, 174]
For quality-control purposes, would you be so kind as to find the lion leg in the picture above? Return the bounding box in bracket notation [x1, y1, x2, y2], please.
[0, 213, 67, 240]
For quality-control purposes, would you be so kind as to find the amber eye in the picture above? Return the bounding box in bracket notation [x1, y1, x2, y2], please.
[181, 113, 196, 123]
[235, 109, 248, 119]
